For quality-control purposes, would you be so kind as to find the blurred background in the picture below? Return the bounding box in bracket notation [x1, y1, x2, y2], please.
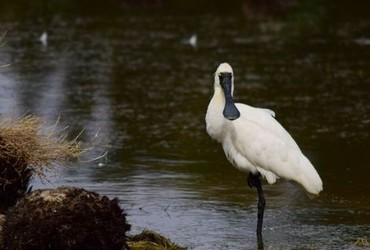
[0, 0, 369, 249]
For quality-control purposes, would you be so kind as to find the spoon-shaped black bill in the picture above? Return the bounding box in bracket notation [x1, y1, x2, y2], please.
[220, 73, 240, 120]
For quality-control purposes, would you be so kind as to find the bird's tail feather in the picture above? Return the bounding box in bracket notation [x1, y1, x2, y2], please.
[296, 156, 323, 195]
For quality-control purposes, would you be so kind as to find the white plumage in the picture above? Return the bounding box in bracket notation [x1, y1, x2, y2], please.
[39, 31, 48, 46]
[206, 63, 323, 195]
[188, 34, 197, 48]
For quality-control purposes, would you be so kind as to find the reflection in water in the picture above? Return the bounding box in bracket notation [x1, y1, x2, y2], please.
[0, 2, 370, 249]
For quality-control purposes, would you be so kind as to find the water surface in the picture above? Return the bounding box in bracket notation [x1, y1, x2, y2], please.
[0, 2, 369, 249]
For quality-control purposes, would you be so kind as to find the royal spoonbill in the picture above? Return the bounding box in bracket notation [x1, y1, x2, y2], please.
[205, 62, 323, 246]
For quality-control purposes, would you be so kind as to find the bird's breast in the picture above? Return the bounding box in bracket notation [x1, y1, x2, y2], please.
[206, 114, 226, 143]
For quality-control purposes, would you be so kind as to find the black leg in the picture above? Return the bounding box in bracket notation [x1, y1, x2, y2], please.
[247, 172, 265, 249]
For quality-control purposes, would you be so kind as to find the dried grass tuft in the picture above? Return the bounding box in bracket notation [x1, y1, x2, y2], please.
[0, 115, 83, 211]
[0, 32, 6, 47]
[0, 115, 82, 174]
[0, 32, 10, 68]
[353, 236, 370, 248]
[127, 229, 186, 250]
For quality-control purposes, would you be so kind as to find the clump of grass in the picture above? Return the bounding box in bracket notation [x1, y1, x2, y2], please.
[0, 32, 10, 68]
[0, 32, 6, 47]
[127, 229, 186, 250]
[0, 115, 82, 211]
[353, 236, 369, 248]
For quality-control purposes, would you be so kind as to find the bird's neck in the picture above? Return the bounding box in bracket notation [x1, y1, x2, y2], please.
[210, 87, 226, 108]
[206, 88, 227, 142]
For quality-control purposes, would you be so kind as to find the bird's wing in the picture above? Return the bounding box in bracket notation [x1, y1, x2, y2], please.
[232, 104, 322, 194]
[235, 103, 299, 151]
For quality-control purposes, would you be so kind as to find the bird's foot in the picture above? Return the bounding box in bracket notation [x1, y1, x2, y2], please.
[247, 172, 261, 189]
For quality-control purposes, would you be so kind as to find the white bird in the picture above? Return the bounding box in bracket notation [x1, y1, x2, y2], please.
[205, 62, 323, 246]
[188, 34, 197, 48]
[39, 31, 48, 46]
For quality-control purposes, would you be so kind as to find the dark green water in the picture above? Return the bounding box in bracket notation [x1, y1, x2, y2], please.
[0, 1, 369, 249]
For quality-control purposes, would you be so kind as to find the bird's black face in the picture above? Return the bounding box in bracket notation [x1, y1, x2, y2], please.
[219, 72, 240, 120]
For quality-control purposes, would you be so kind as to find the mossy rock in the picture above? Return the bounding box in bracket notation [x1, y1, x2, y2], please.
[2, 187, 130, 250]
